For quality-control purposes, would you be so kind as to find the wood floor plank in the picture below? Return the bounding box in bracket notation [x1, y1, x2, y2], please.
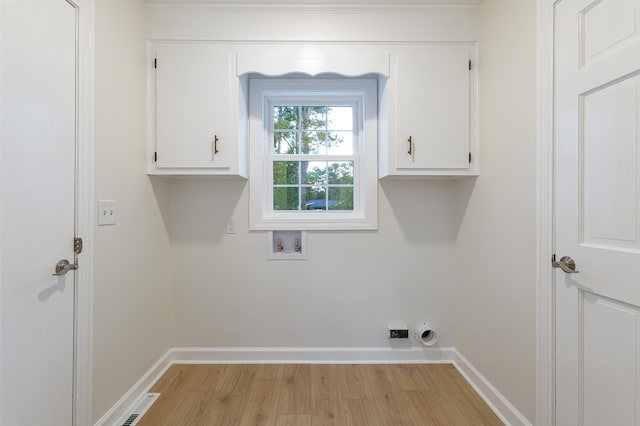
[238, 378, 279, 425]
[139, 364, 209, 424]
[276, 414, 312, 426]
[309, 364, 349, 425]
[161, 391, 214, 425]
[390, 364, 432, 391]
[256, 363, 285, 380]
[277, 364, 311, 415]
[139, 363, 504, 426]
[362, 364, 401, 400]
[407, 390, 458, 426]
[192, 364, 227, 392]
[345, 398, 385, 426]
[413, 365, 488, 426]
[212, 365, 260, 425]
[335, 364, 373, 400]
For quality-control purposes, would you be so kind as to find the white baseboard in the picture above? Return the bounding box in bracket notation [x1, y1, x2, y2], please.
[452, 349, 532, 426]
[95, 347, 531, 426]
[170, 346, 455, 364]
[94, 349, 174, 426]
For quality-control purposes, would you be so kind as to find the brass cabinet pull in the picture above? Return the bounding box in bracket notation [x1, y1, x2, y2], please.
[213, 135, 219, 155]
[407, 136, 413, 155]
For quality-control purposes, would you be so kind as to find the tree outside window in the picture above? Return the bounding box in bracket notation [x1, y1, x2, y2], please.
[272, 105, 355, 211]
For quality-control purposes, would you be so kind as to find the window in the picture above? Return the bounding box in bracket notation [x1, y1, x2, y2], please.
[249, 78, 378, 230]
[272, 105, 355, 212]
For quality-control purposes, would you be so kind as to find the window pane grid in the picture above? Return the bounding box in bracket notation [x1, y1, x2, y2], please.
[272, 156, 356, 211]
[273, 105, 354, 155]
[271, 185, 355, 211]
[271, 104, 356, 212]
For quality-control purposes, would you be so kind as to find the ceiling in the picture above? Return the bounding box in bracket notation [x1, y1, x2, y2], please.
[146, 0, 482, 4]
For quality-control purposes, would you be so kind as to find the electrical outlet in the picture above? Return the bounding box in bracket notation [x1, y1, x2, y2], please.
[98, 200, 117, 226]
[388, 324, 409, 339]
[389, 329, 409, 339]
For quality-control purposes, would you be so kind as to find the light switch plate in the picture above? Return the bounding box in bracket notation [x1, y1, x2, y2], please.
[225, 216, 237, 234]
[98, 200, 116, 226]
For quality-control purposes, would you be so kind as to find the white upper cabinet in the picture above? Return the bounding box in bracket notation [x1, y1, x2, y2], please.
[380, 43, 478, 177]
[149, 42, 247, 176]
[148, 42, 477, 178]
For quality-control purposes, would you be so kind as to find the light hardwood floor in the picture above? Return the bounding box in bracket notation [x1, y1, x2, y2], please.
[138, 364, 503, 425]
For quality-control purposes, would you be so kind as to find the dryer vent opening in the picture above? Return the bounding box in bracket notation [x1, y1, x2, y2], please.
[414, 322, 438, 346]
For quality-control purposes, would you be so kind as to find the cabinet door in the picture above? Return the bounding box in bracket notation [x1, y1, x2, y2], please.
[154, 43, 233, 169]
[395, 44, 472, 170]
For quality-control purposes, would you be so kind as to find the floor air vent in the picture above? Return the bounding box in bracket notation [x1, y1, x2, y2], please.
[122, 413, 138, 426]
[120, 392, 160, 426]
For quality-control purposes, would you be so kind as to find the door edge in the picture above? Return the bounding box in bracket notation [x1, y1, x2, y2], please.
[536, 0, 556, 425]
[70, 0, 95, 425]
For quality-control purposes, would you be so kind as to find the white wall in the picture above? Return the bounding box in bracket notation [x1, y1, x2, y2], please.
[93, 0, 173, 421]
[454, 0, 537, 421]
[153, 3, 474, 353]
[170, 178, 457, 348]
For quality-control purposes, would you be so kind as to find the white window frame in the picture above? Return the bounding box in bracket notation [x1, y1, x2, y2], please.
[249, 78, 378, 230]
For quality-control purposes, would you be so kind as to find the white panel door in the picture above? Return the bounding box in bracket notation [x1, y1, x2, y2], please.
[555, 0, 640, 424]
[1, 0, 78, 424]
